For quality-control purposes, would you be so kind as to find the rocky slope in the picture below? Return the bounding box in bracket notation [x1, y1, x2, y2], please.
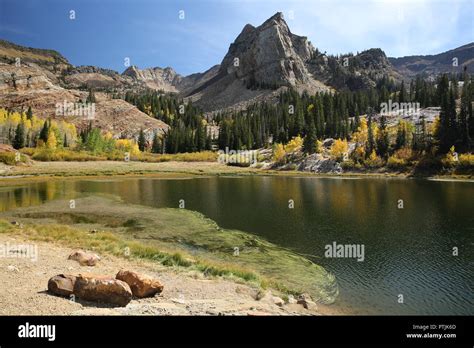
[184, 12, 332, 112]
[0, 62, 169, 138]
[389, 42, 474, 78]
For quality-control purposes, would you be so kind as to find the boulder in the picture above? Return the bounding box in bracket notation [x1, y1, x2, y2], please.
[323, 138, 335, 148]
[297, 293, 318, 310]
[68, 250, 101, 266]
[257, 290, 284, 307]
[116, 270, 164, 298]
[48, 274, 77, 297]
[287, 294, 297, 304]
[73, 273, 132, 307]
[297, 155, 343, 174]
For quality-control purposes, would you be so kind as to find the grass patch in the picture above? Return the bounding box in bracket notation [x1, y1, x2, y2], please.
[0, 152, 28, 165]
[20, 148, 217, 163]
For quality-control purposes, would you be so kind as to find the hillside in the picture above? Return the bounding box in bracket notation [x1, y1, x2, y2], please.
[389, 42, 474, 78]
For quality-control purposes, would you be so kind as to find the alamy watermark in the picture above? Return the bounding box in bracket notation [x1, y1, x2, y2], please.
[218, 147, 257, 165]
[0, 242, 38, 262]
[380, 100, 420, 116]
[55, 100, 95, 120]
[324, 241, 365, 262]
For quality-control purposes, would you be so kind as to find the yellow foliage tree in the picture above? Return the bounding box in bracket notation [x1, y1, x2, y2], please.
[115, 139, 140, 156]
[272, 143, 286, 162]
[330, 139, 349, 161]
[284, 136, 303, 152]
[46, 131, 57, 149]
[352, 118, 368, 144]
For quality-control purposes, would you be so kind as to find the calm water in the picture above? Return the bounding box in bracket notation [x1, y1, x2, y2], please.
[1, 176, 473, 315]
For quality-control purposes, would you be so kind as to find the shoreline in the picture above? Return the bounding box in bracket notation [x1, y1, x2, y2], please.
[0, 195, 341, 315]
[0, 233, 332, 316]
[0, 160, 472, 183]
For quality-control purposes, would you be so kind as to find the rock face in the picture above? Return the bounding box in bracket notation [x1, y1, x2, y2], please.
[219, 12, 320, 90]
[122, 64, 221, 96]
[68, 250, 101, 266]
[123, 66, 182, 93]
[116, 270, 164, 298]
[297, 154, 343, 174]
[48, 274, 77, 297]
[185, 12, 331, 112]
[0, 63, 169, 139]
[73, 273, 132, 307]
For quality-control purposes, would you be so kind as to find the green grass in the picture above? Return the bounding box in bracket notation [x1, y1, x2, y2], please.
[0, 196, 339, 303]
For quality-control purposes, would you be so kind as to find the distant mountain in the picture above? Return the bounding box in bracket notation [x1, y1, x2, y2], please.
[389, 43, 474, 78]
[1, 13, 472, 123]
[122, 64, 220, 95]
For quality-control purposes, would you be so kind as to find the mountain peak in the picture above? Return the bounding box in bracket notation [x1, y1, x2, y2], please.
[259, 12, 289, 32]
[266, 12, 285, 23]
[218, 12, 319, 89]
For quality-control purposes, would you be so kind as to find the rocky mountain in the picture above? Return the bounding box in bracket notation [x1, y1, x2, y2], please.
[122, 64, 221, 95]
[0, 44, 169, 139]
[184, 12, 332, 111]
[1, 12, 473, 121]
[389, 42, 474, 78]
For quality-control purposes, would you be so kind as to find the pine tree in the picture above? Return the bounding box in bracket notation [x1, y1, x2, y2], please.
[138, 129, 146, 152]
[303, 122, 317, 154]
[366, 112, 375, 157]
[376, 116, 390, 158]
[395, 120, 408, 150]
[26, 106, 33, 120]
[459, 73, 471, 151]
[196, 121, 206, 151]
[151, 133, 161, 153]
[436, 75, 452, 153]
[399, 80, 406, 103]
[39, 119, 50, 143]
[13, 123, 25, 149]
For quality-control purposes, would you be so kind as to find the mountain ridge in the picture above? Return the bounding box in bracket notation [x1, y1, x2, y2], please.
[1, 12, 472, 119]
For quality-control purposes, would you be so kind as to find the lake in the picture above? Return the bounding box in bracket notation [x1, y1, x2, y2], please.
[1, 175, 473, 314]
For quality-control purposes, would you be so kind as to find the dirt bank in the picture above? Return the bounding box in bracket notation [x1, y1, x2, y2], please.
[0, 233, 345, 315]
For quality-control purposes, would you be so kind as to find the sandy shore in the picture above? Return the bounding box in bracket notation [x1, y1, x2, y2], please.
[0, 233, 344, 316]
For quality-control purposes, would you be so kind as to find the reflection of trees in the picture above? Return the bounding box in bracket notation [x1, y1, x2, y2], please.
[0, 181, 77, 212]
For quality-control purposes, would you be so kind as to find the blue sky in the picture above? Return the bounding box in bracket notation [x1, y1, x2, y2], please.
[0, 0, 472, 76]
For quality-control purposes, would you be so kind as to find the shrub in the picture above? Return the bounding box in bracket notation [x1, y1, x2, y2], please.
[272, 143, 286, 163]
[0, 152, 27, 165]
[0, 152, 16, 165]
[365, 150, 384, 168]
[31, 148, 105, 161]
[137, 151, 217, 163]
[458, 153, 474, 169]
[393, 148, 414, 161]
[284, 136, 303, 153]
[387, 156, 407, 170]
